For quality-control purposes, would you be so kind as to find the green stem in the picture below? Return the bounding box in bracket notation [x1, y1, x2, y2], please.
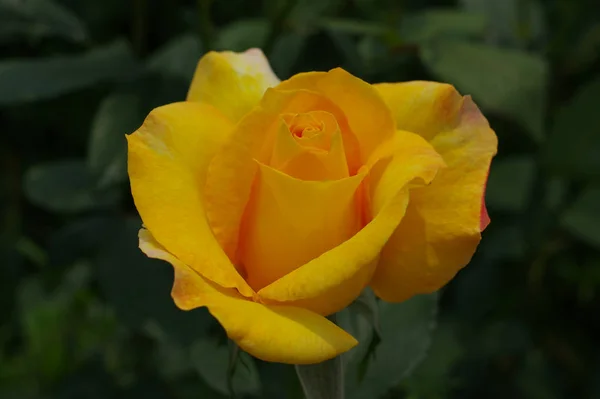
[295, 315, 345, 399]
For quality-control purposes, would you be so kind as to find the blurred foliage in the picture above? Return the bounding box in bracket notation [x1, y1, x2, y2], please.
[1, 0, 600, 398]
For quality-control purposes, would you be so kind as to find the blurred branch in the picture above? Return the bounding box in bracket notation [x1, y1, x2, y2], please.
[197, 0, 214, 50]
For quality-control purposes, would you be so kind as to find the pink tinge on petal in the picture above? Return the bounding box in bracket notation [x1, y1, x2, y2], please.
[480, 198, 490, 231]
[479, 164, 491, 232]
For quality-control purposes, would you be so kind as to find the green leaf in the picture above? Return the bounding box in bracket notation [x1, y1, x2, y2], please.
[401, 323, 465, 399]
[459, 0, 546, 48]
[543, 75, 600, 179]
[47, 216, 116, 266]
[16, 264, 92, 383]
[451, 222, 525, 321]
[400, 9, 487, 44]
[191, 338, 261, 397]
[215, 19, 269, 52]
[0, 40, 136, 105]
[564, 23, 600, 75]
[561, 185, 600, 248]
[0, 241, 21, 325]
[319, 18, 387, 36]
[348, 287, 381, 337]
[269, 32, 308, 78]
[23, 160, 120, 213]
[337, 305, 374, 367]
[256, 361, 305, 399]
[0, 0, 87, 43]
[356, 36, 390, 74]
[346, 293, 438, 399]
[477, 319, 531, 357]
[486, 156, 535, 212]
[15, 236, 47, 268]
[290, 0, 344, 27]
[326, 31, 365, 75]
[295, 351, 344, 399]
[226, 342, 240, 397]
[146, 34, 202, 81]
[421, 39, 548, 141]
[87, 92, 144, 188]
[18, 277, 67, 383]
[94, 217, 214, 345]
[516, 350, 560, 399]
[146, 322, 194, 381]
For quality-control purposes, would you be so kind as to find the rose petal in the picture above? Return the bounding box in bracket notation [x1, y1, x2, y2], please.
[240, 162, 364, 290]
[139, 229, 357, 364]
[187, 48, 280, 122]
[205, 88, 360, 261]
[270, 113, 349, 180]
[257, 130, 445, 315]
[127, 102, 253, 297]
[276, 68, 396, 164]
[371, 82, 498, 302]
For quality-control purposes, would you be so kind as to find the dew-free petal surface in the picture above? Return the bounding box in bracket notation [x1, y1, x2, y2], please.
[127, 102, 253, 296]
[187, 48, 280, 122]
[139, 229, 357, 364]
[257, 130, 445, 316]
[205, 88, 360, 261]
[277, 68, 396, 163]
[372, 82, 497, 302]
[240, 162, 363, 291]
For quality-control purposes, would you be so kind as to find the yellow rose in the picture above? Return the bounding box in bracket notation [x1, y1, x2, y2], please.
[127, 48, 497, 364]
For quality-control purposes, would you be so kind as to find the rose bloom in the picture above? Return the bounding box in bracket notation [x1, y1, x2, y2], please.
[127, 49, 497, 364]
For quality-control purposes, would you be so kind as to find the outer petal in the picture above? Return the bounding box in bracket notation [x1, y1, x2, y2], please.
[375, 81, 463, 141]
[277, 68, 396, 164]
[205, 88, 360, 261]
[257, 131, 445, 316]
[127, 102, 253, 297]
[371, 82, 498, 302]
[187, 48, 280, 122]
[139, 229, 357, 364]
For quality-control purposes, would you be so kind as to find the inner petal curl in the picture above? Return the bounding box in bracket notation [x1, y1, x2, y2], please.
[270, 111, 349, 181]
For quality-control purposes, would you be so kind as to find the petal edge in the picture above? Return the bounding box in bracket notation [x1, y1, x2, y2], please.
[139, 228, 357, 364]
[187, 48, 280, 122]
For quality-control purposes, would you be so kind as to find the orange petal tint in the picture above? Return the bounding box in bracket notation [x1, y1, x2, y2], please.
[276, 68, 396, 164]
[257, 130, 445, 316]
[239, 162, 364, 290]
[480, 164, 491, 231]
[127, 102, 253, 297]
[139, 229, 357, 364]
[204, 89, 360, 261]
[372, 81, 497, 302]
[270, 111, 349, 181]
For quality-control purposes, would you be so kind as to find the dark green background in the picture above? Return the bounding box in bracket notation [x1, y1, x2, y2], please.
[2, 0, 600, 398]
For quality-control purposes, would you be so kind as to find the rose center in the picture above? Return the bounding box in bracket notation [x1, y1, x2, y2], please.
[268, 110, 349, 182]
[285, 113, 325, 139]
[282, 111, 338, 152]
